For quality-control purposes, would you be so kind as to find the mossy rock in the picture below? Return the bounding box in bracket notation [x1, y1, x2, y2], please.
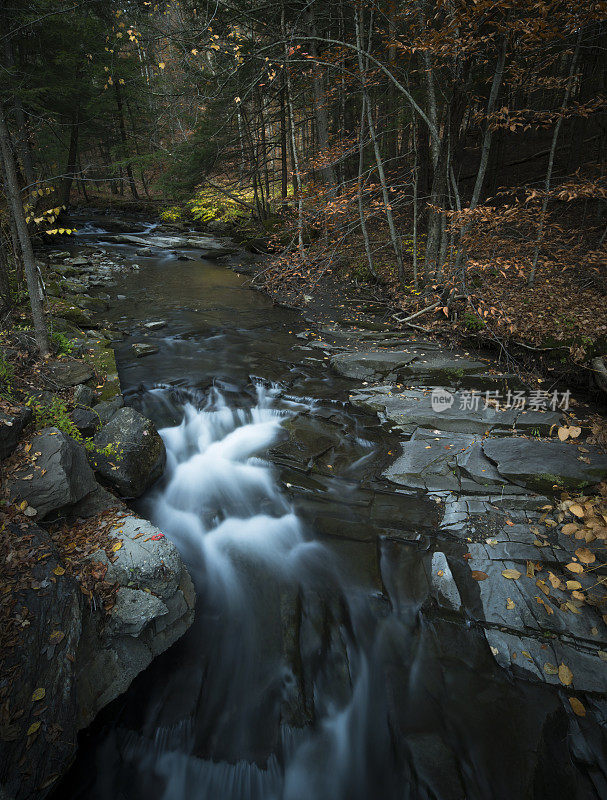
[82, 341, 121, 401]
[76, 296, 109, 313]
[50, 316, 85, 338]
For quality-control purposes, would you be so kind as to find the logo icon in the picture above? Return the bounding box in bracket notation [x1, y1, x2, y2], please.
[431, 388, 454, 413]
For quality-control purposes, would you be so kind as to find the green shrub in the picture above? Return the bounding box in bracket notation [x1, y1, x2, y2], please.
[463, 311, 485, 331]
[0, 354, 15, 398]
[51, 331, 74, 355]
[27, 395, 119, 458]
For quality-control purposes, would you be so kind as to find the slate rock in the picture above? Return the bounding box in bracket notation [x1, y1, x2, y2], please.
[91, 407, 166, 497]
[47, 359, 94, 388]
[482, 438, 607, 492]
[0, 405, 32, 460]
[143, 320, 167, 330]
[9, 428, 97, 518]
[429, 552, 462, 611]
[330, 350, 417, 381]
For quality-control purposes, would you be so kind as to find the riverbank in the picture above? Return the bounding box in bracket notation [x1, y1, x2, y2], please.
[3, 213, 607, 798]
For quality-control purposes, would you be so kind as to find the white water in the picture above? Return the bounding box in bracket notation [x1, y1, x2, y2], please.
[126, 383, 379, 799]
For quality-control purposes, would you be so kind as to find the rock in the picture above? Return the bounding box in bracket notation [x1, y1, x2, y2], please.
[0, 521, 82, 800]
[76, 296, 109, 313]
[116, 294, 126, 300]
[70, 406, 100, 438]
[64, 256, 89, 266]
[54, 305, 94, 328]
[429, 552, 462, 611]
[90, 407, 166, 497]
[73, 383, 94, 406]
[132, 342, 159, 358]
[47, 359, 94, 388]
[107, 587, 168, 637]
[143, 320, 167, 330]
[330, 350, 417, 380]
[78, 514, 195, 727]
[9, 428, 97, 518]
[482, 438, 607, 491]
[0, 406, 32, 460]
[92, 394, 124, 425]
[111, 233, 236, 257]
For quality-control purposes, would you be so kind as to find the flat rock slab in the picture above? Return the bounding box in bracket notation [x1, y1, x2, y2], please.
[482, 438, 607, 492]
[330, 350, 418, 380]
[113, 234, 235, 257]
[47, 360, 94, 388]
[384, 436, 479, 492]
[351, 387, 562, 436]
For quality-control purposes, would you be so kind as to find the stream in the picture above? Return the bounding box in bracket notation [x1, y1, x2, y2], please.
[54, 218, 605, 800]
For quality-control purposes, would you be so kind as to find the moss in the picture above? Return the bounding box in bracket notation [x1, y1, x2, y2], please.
[83, 340, 120, 401]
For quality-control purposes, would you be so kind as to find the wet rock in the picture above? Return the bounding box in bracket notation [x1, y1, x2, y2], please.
[400, 351, 487, 382]
[482, 438, 607, 491]
[406, 733, 466, 800]
[93, 394, 124, 425]
[429, 552, 462, 611]
[64, 256, 89, 266]
[112, 233, 236, 257]
[384, 435, 477, 491]
[76, 296, 109, 313]
[455, 442, 506, 486]
[90, 407, 166, 497]
[0, 405, 32, 460]
[73, 383, 94, 406]
[54, 305, 94, 328]
[143, 320, 167, 330]
[132, 342, 159, 358]
[330, 350, 417, 381]
[47, 359, 94, 388]
[9, 428, 97, 519]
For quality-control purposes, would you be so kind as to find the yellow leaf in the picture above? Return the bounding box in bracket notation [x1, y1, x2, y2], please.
[574, 547, 595, 564]
[569, 426, 581, 438]
[158, 62, 165, 69]
[548, 572, 561, 589]
[112, 541, 123, 552]
[558, 663, 573, 686]
[570, 504, 585, 518]
[544, 662, 558, 675]
[569, 697, 586, 716]
[53, 566, 65, 576]
[566, 580, 582, 590]
[562, 523, 578, 535]
[49, 630, 64, 643]
[31, 687, 45, 702]
[502, 569, 521, 580]
[566, 562, 584, 574]
[27, 722, 41, 736]
[506, 597, 515, 610]
[558, 426, 569, 441]
[536, 579, 550, 596]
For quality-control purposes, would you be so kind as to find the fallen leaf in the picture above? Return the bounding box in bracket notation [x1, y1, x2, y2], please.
[575, 547, 595, 564]
[569, 697, 586, 716]
[27, 722, 41, 736]
[53, 566, 65, 576]
[558, 663, 573, 686]
[49, 630, 64, 644]
[562, 523, 579, 535]
[536, 579, 550, 596]
[548, 572, 561, 589]
[506, 597, 515, 609]
[505, 519, 514, 526]
[566, 580, 582, 590]
[566, 562, 584, 574]
[569, 426, 582, 439]
[570, 504, 585, 518]
[471, 570, 488, 581]
[544, 662, 558, 675]
[502, 569, 521, 580]
[111, 541, 123, 552]
[31, 688, 46, 702]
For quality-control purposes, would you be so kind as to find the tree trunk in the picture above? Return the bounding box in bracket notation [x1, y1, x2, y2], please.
[61, 108, 80, 207]
[114, 82, 139, 199]
[0, 103, 49, 354]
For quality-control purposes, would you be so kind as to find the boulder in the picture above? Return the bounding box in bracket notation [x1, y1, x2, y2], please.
[482, 438, 607, 491]
[143, 320, 167, 330]
[9, 428, 97, 518]
[90, 407, 166, 497]
[0, 406, 32, 460]
[47, 359, 94, 388]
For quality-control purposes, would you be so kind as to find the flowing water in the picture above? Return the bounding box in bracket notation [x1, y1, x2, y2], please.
[55, 219, 605, 800]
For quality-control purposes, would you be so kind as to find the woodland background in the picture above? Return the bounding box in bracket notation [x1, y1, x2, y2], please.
[1, 0, 606, 390]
